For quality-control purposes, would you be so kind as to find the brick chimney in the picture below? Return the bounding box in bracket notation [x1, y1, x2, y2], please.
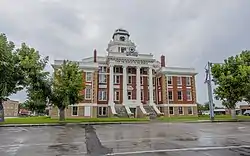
[93, 49, 97, 63]
[160, 55, 166, 67]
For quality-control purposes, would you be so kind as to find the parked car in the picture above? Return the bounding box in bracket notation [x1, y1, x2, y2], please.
[243, 110, 250, 116]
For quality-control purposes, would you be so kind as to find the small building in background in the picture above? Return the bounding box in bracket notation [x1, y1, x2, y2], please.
[3, 100, 19, 117]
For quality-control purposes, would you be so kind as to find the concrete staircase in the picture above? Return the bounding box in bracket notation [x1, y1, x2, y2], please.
[143, 105, 157, 119]
[115, 105, 129, 118]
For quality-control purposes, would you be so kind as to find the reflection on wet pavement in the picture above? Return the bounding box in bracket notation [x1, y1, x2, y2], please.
[0, 122, 250, 156]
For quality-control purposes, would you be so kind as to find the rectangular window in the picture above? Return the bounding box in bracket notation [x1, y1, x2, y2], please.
[121, 47, 126, 53]
[177, 90, 182, 100]
[86, 72, 92, 82]
[99, 74, 107, 83]
[168, 91, 173, 101]
[177, 76, 182, 85]
[98, 90, 107, 101]
[128, 76, 132, 84]
[128, 91, 132, 100]
[157, 78, 161, 86]
[114, 91, 120, 101]
[98, 107, 108, 116]
[114, 67, 121, 73]
[186, 77, 191, 86]
[188, 107, 193, 115]
[85, 87, 91, 99]
[128, 68, 133, 74]
[114, 75, 120, 84]
[72, 106, 78, 116]
[169, 107, 174, 115]
[98, 66, 107, 73]
[140, 76, 143, 85]
[167, 76, 172, 85]
[141, 91, 144, 100]
[178, 107, 183, 115]
[187, 90, 192, 101]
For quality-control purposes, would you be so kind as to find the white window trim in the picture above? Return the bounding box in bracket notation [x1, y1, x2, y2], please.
[71, 106, 78, 116]
[177, 76, 182, 85]
[186, 77, 191, 86]
[187, 107, 193, 115]
[98, 107, 108, 116]
[114, 91, 120, 101]
[98, 90, 107, 101]
[86, 72, 92, 82]
[178, 106, 184, 115]
[168, 90, 173, 101]
[99, 74, 107, 83]
[167, 76, 172, 85]
[187, 90, 192, 101]
[114, 75, 120, 84]
[153, 77, 155, 85]
[169, 107, 174, 115]
[128, 76, 132, 84]
[177, 90, 183, 101]
[128, 91, 132, 100]
[85, 88, 92, 100]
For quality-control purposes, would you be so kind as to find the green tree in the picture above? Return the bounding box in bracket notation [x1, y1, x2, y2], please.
[51, 60, 84, 121]
[17, 43, 51, 115]
[240, 51, 250, 104]
[0, 34, 26, 121]
[211, 52, 249, 119]
[0, 33, 49, 121]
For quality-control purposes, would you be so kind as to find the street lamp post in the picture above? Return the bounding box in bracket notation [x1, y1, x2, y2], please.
[205, 61, 215, 121]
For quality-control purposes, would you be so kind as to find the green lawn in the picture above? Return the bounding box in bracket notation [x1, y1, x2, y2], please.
[1, 115, 250, 125]
[158, 115, 250, 122]
[0, 116, 150, 125]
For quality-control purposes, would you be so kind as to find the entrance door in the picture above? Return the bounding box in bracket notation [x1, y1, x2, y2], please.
[84, 106, 91, 117]
[130, 108, 136, 118]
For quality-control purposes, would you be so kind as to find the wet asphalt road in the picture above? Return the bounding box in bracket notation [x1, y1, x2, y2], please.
[0, 122, 250, 156]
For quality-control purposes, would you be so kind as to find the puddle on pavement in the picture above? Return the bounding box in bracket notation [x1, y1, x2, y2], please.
[85, 125, 113, 156]
[175, 137, 198, 141]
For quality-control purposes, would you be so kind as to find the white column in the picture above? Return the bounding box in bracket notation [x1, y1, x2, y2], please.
[149, 67, 154, 105]
[122, 65, 128, 105]
[108, 64, 114, 106]
[136, 66, 141, 104]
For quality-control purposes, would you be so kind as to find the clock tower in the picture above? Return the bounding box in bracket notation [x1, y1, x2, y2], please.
[107, 28, 138, 56]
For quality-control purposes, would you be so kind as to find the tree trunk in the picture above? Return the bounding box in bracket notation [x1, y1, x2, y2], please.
[0, 99, 5, 122]
[231, 109, 236, 119]
[59, 107, 65, 121]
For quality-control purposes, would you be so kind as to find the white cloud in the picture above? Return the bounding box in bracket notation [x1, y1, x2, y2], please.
[0, 0, 250, 105]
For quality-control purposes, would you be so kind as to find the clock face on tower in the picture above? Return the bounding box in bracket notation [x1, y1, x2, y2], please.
[119, 36, 125, 41]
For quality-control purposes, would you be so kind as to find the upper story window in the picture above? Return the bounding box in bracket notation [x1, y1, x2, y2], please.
[187, 90, 192, 101]
[121, 47, 126, 53]
[114, 75, 120, 84]
[186, 77, 191, 86]
[177, 90, 182, 101]
[140, 76, 143, 85]
[177, 76, 182, 85]
[114, 67, 121, 73]
[128, 76, 132, 84]
[99, 74, 107, 83]
[98, 66, 107, 73]
[86, 72, 92, 82]
[153, 77, 155, 85]
[167, 76, 172, 85]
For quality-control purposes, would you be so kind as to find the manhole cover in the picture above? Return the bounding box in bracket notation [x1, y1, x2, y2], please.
[175, 137, 198, 141]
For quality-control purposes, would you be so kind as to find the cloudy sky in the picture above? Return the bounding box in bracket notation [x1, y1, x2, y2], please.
[1, 0, 250, 105]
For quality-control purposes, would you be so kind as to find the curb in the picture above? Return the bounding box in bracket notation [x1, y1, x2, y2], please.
[0, 121, 150, 127]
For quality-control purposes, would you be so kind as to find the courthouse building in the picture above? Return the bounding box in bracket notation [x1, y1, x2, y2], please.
[50, 29, 198, 118]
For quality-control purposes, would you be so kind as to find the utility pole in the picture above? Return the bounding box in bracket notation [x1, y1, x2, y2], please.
[205, 62, 215, 121]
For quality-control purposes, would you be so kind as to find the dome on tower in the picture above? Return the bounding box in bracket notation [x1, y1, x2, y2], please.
[112, 28, 130, 39]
